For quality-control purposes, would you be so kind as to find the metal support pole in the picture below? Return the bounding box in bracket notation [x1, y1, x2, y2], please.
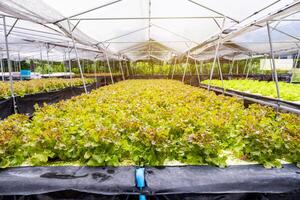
[130, 61, 134, 77]
[246, 56, 253, 79]
[46, 45, 50, 76]
[0, 57, 4, 81]
[229, 57, 235, 75]
[195, 59, 201, 85]
[63, 53, 67, 78]
[39, 45, 43, 73]
[68, 47, 72, 80]
[103, 49, 114, 84]
[171, 57, 177, 79]
[208, 17, 225, 91]
[267, 22, 281, 113]
[18, 52, 21, 72]
[67, 19, 87, 93]
[217, 57, 225, 94]
[119, 57, 125, 80]
[200, 60, 203, 74]
[182, 53, 189, 82]
[125, 60, 130, 77]
[290, 50, 300, 83]
[243, 57, 249, 75]
[94, 59, 98, 88]
[2, 16, 17, 113]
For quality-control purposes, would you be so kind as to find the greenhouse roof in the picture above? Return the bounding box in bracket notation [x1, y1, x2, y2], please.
[0, 0, 300, 61]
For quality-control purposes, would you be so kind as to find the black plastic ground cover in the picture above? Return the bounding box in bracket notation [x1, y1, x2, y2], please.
[0, 166, 138, 196]
[0, 165, 299, 200]
[143, 165, 300, 195]
[15, 83, 95, 116]
[0, 98, 13, 119]
[0, 84, 93, 120]
[1, 193, 300, 200]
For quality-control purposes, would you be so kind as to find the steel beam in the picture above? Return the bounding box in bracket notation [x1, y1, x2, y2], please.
[67, 19, 87, 93]
[6, 19, 18, 37]
[2, 16, 17, 113]
[171, 57, 177, 79]
[187, 0, 239, 23]
[71, 16, 224, 21]
[267, 22, 281, 113]
[55, 0, 123, 23]
[208, 17, 225, 91]
[0, 58, 4, 82]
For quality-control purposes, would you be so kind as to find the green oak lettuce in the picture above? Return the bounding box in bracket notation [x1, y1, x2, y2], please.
[0, 80, 299, 168]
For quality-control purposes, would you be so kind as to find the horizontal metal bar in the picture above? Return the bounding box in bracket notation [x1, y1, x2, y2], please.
[125, 50, 171, 53]
[187, 0, 239, 23]
[224, 41, 300, 44]
[269, 19, 300, 21]
[102, 40, 194, 44]
[70, 16, 224, 20]
[0, 22, 68, 37]
[0, 30, 71, 43]
[54, 0, 123, 23]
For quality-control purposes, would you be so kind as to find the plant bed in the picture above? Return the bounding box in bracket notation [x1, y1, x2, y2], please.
[198, 83, 300, 114]
[0, 80, 299, 168]
[0, 77, 126, 119]
[0, 78, 95, 99]
[202, 79, 300, 102]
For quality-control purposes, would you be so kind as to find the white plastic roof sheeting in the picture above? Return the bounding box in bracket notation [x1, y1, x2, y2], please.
[0, 0, 300, 62]
[192, 0, 300, 57]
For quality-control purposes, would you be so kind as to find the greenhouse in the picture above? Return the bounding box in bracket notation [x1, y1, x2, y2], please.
[0, 0, 300, 199]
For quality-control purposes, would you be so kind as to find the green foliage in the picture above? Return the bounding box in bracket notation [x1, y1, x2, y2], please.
[0, 78, 95, 99]
[0, 80, 299, 168]
[203, 79, 300, 101]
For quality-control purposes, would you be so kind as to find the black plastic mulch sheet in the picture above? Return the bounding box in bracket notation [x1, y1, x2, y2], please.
[15, 83, 95, 116]
[0, 165, 299, 200]
[0, 98, 13, 119]
[144, 165, 300, 195]
[0, 166, 138, 196]
[0, 85, 90, 120]
[2, 193, 299, 200]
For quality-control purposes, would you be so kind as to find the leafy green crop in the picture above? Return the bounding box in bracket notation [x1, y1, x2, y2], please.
[0, 80, 299, 168]
[0, 78, 95, 99]
[202, 79, 300, 102]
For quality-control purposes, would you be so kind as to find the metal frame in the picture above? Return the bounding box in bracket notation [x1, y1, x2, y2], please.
[194, 57, 201, 85]
[0, 57, 4, 81]
[2, 16, 17, 113]
[182, 51, 190, 82]
[119, 56, 125, 80]
[290, 49, 300, 83]
[0, 0, 299, 85]
[208, 17, 226, 91]
[67, 18, 87, 93]
[267, 21, 281, 114]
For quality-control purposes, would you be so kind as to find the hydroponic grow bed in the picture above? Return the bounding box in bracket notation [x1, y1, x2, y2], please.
[202, 79, 300, 102]
[0, 80, 299, 168]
